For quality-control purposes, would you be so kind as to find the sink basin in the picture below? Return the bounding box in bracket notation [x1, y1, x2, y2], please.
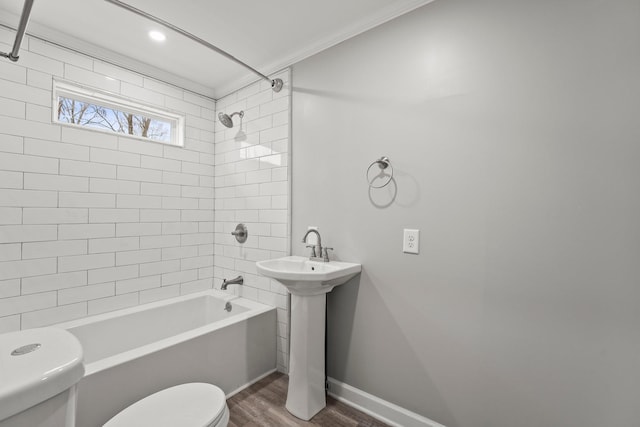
[256, 256, 361, 296]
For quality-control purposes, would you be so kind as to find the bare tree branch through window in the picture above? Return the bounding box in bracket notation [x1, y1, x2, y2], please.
[57, 96, 172, 143]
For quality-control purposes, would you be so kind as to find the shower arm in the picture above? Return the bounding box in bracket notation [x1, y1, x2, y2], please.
[104, 0, 284, 92]
[0, 0, 35, 62]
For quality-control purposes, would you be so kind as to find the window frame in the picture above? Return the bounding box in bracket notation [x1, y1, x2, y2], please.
[52, 79, 186, 147]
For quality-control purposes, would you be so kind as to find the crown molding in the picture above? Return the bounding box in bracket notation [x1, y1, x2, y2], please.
[215, 0, 436, 98]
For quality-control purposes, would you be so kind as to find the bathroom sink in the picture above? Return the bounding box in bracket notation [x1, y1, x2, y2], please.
[256, 256, 361, 296]
[257, 255, 361, 419]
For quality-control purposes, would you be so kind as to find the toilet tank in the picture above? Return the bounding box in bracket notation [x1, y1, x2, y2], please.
[0, 328, 84, 427]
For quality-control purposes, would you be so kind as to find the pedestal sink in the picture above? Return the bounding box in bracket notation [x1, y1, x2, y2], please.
[256, 256, 361, 420]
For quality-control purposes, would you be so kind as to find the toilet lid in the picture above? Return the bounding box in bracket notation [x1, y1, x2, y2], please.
[104, 383, 227, 427]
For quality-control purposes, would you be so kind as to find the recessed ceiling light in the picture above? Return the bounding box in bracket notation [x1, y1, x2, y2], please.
[148, 31, 166, 42]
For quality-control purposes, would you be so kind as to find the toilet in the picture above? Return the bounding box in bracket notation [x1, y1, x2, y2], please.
[0, 328, 229, 427]
[104, 383, 229, 427]
[0, 327, 84, 427]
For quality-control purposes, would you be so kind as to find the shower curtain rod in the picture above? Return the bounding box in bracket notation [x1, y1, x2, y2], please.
[0, 0, 35, 62]
[104, 0, 283, 92]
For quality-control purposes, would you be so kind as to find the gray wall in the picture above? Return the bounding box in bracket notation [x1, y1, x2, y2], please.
[291, 1, 640, 426]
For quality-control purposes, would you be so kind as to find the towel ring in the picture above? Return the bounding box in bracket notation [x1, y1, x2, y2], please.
[366, 156, 393, 188]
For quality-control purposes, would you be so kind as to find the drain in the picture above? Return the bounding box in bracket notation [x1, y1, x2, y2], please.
[11, 343, 41, 356]
[224, 302, 232, 312]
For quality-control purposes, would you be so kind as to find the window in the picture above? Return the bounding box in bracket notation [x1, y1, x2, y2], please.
[53, 80, 185, 147]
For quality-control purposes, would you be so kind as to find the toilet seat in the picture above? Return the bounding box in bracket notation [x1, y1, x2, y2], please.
[104, 383, 229, 427]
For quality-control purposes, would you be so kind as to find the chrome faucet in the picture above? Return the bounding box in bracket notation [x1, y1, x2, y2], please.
[221, 275, 243, 290]
[301, 229, 333, 262]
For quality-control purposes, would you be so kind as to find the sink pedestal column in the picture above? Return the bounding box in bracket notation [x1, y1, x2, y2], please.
[285, 293, 326, 420]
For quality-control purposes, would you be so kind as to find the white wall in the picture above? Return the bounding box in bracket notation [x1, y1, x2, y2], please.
[213, 70, 291, 373]
[0, 31, 217, 332]
[292, 0, 640, 426]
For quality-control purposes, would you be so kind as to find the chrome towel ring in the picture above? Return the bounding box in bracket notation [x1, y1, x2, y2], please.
[366, 156, 393, 188]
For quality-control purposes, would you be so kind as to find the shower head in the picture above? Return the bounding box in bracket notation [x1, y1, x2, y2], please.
[218, 110, 244, 128]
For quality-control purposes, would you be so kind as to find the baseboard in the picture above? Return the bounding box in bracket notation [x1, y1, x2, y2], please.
[326, 377, 446, 427]
[225, 368, 278, 399]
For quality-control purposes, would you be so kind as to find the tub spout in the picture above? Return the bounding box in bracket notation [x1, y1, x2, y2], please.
[221, 275, 243, 290]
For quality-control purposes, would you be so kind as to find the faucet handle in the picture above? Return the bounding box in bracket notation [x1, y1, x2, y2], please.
[306, 245, 317, 257]
[322, 247, 333, 261]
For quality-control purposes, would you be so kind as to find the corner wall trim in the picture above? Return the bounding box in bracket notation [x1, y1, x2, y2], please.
[326, 377, 446, 427]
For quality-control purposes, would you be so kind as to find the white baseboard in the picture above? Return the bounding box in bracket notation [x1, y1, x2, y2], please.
[326, 377, 446, 427]
[225, 368, 278, 399]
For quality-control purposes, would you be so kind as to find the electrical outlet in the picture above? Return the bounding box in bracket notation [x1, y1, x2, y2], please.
[403, 229, 419, 254]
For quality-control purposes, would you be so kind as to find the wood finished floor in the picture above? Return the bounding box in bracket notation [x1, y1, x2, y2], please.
[227, 372, 390, 427]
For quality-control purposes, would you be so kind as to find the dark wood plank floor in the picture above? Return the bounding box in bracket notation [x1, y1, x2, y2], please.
[227, 372, 390, 427]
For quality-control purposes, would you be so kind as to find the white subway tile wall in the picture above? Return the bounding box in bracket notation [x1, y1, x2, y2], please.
[0, 31, 293, 373]
[214, 69, 291, 372]
[0, 34, 217, 329]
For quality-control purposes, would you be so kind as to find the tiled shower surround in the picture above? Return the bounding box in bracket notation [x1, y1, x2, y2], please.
[213, 70, 291, 372]
[0, 31, 291, 372]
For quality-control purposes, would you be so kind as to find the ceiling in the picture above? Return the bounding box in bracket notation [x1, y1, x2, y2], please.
[0, 0, 433, 98]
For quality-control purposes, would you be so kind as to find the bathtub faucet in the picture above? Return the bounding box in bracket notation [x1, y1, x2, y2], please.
[221, 275, 243, 290]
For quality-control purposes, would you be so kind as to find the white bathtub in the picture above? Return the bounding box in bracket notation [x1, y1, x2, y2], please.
[55, 289, 277, 427]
